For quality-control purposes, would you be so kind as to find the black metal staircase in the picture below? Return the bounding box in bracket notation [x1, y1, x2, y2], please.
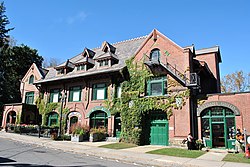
[144, 60, 200, 88]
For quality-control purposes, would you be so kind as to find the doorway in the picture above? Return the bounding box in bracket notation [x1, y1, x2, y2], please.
[212, 123, 225, 147]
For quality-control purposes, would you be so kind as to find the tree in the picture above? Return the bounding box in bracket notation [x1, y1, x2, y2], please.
[43, 57, 60, 68]
[221, 70, 250, 93]
[0, 2, 13, 47]
[1, 44, 43, 104]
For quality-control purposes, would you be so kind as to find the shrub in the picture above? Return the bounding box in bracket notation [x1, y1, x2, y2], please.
[70, 123, 89, 136]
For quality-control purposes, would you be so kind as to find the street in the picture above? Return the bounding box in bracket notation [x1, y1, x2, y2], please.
[0, 138, 138, 167]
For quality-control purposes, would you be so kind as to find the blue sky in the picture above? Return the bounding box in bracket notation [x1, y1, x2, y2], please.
[4, 0, 250, 77]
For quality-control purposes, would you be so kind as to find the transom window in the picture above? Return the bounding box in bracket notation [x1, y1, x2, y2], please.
[25, 91, 34, 104]
[92, 83, 107, 100]
[29, 75, 34, 84]
[69, 86, 81, 102]
[147, 76, 167, 96]
[99, 60, 109, 67]
[49, 89, 61, 103]
[150, 49, 160, 62]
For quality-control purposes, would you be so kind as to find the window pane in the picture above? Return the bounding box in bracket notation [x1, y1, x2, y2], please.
[151, 82, 162, 95]
[97, 89, 105, 99]
[117, 86, 122, 98]
[73, 91, 80, 101]
[53, 93, 59, 102]
[150, 50, 160, 61]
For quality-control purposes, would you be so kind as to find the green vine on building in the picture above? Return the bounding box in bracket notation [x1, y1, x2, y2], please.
[106, 57, 190, 145]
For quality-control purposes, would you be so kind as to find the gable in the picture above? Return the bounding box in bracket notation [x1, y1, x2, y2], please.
[134, 29, 187, 72]
[22, 63, 43, 83]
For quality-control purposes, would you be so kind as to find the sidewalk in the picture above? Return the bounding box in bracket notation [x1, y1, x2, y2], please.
[0, 132, 249, 167]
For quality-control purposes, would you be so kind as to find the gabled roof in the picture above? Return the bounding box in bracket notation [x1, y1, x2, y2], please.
[75, 56, 95, 65]
[93, 51, 119, 61]
[82, 47, 95, 58]
[196, 46, 222, 63]
[55, 59, 75, 69]
[101, 41, 116, 53]
[35, 36, 147, 84]
[22, 63, 44, 82]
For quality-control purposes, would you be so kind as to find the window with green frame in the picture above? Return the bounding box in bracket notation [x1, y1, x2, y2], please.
[49, 89, 61, 103]
[90, 111, 108, 129]
[147, 76, 167, 96]
[25, 91, 34, 104]
[29, 75, 34, 84]
[92, 83, 107, 100]
[47, 112, 59, 126]
[115, 84, 122, 98]
[68, 86, 81, 102]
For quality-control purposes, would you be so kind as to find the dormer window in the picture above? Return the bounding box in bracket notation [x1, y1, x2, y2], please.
[29, 75, 34, 84]
[99, 60, 109, 67]
[76, 64, 86, 71]
[57, 69, 64, 75]
[150, 49, 160, 62]
[55, 59, 74, 75]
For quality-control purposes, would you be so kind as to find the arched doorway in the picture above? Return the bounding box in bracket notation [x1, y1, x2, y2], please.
[7, 111, 16, 124]
[90, 110, 108, 129]
[47, 112, 59, 126]
[70, 116, 78, 127]
[201, 107, 235, 148]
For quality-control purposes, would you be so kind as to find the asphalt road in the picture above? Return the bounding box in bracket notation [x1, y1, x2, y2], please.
[0, 138, 139, 167]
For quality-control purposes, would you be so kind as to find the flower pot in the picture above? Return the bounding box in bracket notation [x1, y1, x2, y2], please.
[71, 134, 84, 142]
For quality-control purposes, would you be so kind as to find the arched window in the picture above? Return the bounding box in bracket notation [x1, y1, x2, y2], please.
[90, 110, 108, 129]
[150, 49, 160, 62]
[70, 116, 78, 127]
[29, 75, 34, 84]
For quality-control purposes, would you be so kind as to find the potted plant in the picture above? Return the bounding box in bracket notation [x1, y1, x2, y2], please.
[89, 127, 107, 142]
[70, 123, 89, 142]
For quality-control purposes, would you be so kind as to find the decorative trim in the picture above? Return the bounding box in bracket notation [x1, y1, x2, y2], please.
[197, 101, 240, 116]
[86, 106, 111, 118]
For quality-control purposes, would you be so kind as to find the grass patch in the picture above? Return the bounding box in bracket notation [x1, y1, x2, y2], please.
[99, 142, 137, 149]
[147, 148, 206, 158]
[223, 153, 250, 164]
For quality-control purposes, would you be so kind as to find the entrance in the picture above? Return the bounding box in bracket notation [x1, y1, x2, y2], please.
[212, 123, 225, 147]
[114, 114, 121, 138]
[201, 107, 235, 148]
[150, 110, 169, 146]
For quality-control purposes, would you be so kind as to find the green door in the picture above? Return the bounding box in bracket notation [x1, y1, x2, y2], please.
[150, 120, 169, 145]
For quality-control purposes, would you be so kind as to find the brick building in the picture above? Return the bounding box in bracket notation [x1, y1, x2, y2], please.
[2, 29, 250, 148]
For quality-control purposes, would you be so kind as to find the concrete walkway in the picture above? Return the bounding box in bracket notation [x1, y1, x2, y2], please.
[0, 132, 249, 167]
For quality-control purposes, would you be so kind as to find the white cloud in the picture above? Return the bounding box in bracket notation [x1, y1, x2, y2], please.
[66, 11, 87, 24]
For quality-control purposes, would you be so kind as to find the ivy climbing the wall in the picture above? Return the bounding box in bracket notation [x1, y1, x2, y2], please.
[106, 57, 190, 145]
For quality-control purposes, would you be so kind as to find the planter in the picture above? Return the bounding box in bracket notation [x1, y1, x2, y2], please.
[71, 133, 89, 142]
[89, 132, 106, 142]
[71, 134, 84, 142]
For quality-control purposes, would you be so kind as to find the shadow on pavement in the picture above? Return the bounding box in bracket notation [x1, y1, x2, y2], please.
[0, 157, 16, 163]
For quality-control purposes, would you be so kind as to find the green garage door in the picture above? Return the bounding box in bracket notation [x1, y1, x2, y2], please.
[150, 120, 169, 146]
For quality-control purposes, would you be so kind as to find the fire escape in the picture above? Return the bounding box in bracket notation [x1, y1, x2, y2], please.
[144, 59, 200, 88]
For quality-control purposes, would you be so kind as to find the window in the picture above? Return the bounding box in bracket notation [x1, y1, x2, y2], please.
[92, 83, 107, 100]
[115, 84, 122, 98]
[57, 69, 64, 75]
[90, 111, 108, 129]
[69, 86, 81, 102]
[48, 112, 59, 126]
[49, 89, 61, 103]
[150, 49, 160, 62]
[25, 92, 34, 104]
[99, 60, 109, 67]
[76, 64, 85, 71]
[147, 76, 167, 96]
[29, 75, 34, 84]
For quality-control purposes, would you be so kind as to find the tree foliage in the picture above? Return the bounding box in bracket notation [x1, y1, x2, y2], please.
[105, 58, 189, 145]
[221, 70, 250, 93]
[0, 2, 13, 47]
